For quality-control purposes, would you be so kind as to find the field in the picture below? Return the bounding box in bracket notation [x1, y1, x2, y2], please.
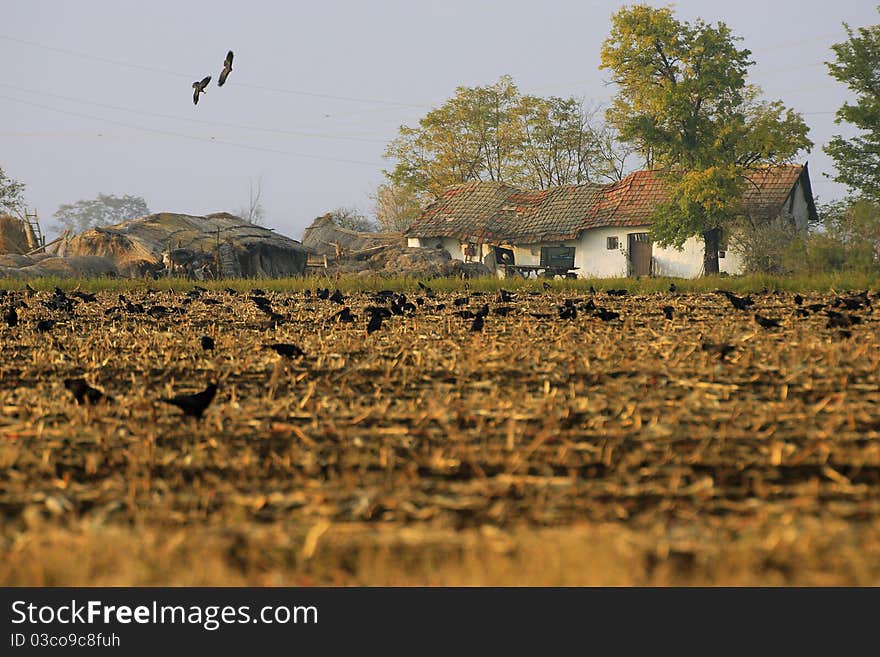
[3, 275, 880, 585]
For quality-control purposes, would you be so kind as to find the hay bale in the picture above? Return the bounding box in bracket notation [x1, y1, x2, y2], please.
[0, 215, 30, 254]
[55, 212, 307, 278]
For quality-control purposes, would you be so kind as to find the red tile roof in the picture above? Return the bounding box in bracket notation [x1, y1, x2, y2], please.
[408, 165, 812, 242]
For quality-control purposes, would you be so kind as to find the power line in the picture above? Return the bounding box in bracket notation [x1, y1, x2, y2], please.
[0, 33, 430, 109]
[0, 82, 392, 144]
[0, 93, 382, 167]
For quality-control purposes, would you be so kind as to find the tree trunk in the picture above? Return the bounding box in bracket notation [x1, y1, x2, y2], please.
[703, 227, 720, 276]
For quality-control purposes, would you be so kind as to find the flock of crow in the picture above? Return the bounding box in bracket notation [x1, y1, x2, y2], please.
[1, 281, 874, 422]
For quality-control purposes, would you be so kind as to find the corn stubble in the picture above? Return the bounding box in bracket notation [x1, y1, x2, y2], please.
[3, 283, 880, 585]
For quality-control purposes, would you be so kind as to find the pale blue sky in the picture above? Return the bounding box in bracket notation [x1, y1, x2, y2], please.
[0, 0, 874, 240]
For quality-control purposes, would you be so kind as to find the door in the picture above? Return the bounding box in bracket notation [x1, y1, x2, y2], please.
[628, 233, 652, 277]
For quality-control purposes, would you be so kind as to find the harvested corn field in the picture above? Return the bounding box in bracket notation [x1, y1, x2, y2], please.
[3, 280, 880, 585]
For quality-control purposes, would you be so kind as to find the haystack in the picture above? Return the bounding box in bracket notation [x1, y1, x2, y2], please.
[302, 214, 401, 258]
[52, 212, 308, 278]
[0, 215, 30, 255]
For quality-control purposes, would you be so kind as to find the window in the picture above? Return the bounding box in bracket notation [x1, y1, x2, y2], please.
[606, 236, 619, 250]
[540, 246, 575, 269]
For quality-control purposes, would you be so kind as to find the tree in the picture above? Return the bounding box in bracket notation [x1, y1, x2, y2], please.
[384, 75, 631, 198]
[329, 207, 376, 232]
[371, 182, 425, 232]
[53, 194, 149, 234]
[0, 166, 26, 218]
[238, 177, 266, 225]
[824, 10, 880, 201]
[600, 5, 812, 274]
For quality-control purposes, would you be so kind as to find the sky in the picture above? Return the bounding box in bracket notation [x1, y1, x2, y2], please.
[0, 0, 874, 241]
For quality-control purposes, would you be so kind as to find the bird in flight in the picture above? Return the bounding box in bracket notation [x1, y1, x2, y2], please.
[218, 51, 234, 86]
[192, 76, 211, 105]
[160, 383, 218, 419]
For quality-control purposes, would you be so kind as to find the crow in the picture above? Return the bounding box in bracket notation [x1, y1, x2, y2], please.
[794, 294, 804, 306]
[498, 289, 515, 303]
[718, 290, 754, 311]
[543, 281, 551, 290]
[493, 306, 515, 316]
[367, 312, 383, 334]
[4, 307, 17, 327]
[365, 306, 392, 319]
[470, 314, 484, 332]
[264, 343, 305, 358]
[334, 307, 355, 323]
[201, 335, 215, 351]
[669, 283, 677, 293]
[218, 50, 234, 86]
[192, 75, 211, 105]
[71, 291, 97, 303]
[701, 341, 736, 360]
[805, 303, 826, 313]
[754, 314, 782, 329]
[662, 305, 674, 320]
[453, 297, 470, 307]
[825, 310, 860, 329]
[594, 308, 620, 322]
[455, 310, 476, 319]
[607, 289, 629, 297]
[250, 288, 266, 296]
[559, 305, 577, 320]
[36, 319, 55, 332]
[65, 378, 112, 405]
[417, 281, 435, 297]
[579, 299, 597, 312]
[329, 289, 345, 305]
[160, 383, 217, 419]
[316, 288, 330, 300]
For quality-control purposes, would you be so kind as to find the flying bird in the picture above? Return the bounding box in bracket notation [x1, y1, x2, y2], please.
[160, 383, 218, 419]
[192, 75, 211, 105]
[218, 50, 234, 86]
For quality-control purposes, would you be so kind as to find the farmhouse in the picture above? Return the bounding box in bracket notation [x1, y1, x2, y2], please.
[406, 164, 817, 278]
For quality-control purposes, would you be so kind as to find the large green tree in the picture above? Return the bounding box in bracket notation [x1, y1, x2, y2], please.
[384, 75, 628, 199]
[53, 194, 149, 234]
[825, 9, 880, 201]
[600, 4, 812, 274]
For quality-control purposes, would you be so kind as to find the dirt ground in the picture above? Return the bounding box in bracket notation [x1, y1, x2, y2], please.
[2, 282, 880, 585]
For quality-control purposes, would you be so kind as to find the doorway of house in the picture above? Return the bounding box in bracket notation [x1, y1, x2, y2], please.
[628, 232, 652, 277]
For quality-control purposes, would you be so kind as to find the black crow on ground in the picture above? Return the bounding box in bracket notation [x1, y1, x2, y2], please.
[201, 335, 215, 351]
[754, 314, 782, 329]
[367, 311, 383, 334]
[701, 341, 736, 360]
[65, 378, 112, 405]
[662, 305, 674, 320]
[160, 383, 217, 419]
[4, 307, 17, 327]
[594, 308, 620, 322]
[470, 314, 484, 332]
[36, 319, 55, 332]
[334, 307, 355, 323]
[264, 343, 305, 358]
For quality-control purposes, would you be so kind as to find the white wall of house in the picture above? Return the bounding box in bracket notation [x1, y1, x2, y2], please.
[410, 228, 747, 279]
